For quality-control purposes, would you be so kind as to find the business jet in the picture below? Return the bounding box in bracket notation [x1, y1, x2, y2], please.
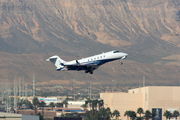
[46, 50, 128, 74]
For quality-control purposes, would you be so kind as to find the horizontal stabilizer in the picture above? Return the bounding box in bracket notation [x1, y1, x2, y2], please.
[47, 55, 66, 69]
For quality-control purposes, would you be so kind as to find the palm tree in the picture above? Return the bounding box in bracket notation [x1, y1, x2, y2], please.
[136, 117, 144, 120]
[40, 101, 46, 117]
[129, 111, 136, 120]
[56, 103, 63, 108]
[144, 110, 151, 120]
[33, 97, 40, 115]
[99, 107, 111, 120]
[99, 108, 106, 120]
[85, 99, 93, 120]
[85, 100, 89, 108]
[105, 107, 112, 120]
[98, 99, 104, 111]
[93, 99, 99, 112]
[163, 110, 172, 120]
[173, 110, 180, 120]
[92, 99, 98, 117]
[23, 100, 33, 109]
[49, 102, 55, 110]
[113, 110, 120, 120]
[62, 100, 68, 108]
[124, 111, 130, 120]
[17, 101, 23, 109]
[137, 107, 144, 117]
[88, 99, 92, 110]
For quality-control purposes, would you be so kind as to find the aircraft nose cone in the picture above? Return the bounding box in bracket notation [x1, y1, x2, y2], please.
[122, 53, 128, 56]
[120, 53, 128, 59]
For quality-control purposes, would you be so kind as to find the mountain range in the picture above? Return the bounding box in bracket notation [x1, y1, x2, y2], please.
[0, 0, 180, 86]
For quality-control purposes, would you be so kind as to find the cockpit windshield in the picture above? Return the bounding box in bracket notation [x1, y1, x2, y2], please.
[113, 50, 120, 53]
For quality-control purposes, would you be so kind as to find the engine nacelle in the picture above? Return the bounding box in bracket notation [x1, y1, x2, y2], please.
[64, 60, 80, 66]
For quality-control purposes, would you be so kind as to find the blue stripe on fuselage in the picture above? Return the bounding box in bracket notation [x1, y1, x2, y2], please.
[58, 58, 119, 71]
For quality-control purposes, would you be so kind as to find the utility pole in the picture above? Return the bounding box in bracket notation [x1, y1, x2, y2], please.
[25, 82, 28, 100]
[112, 80, 116, 92]
[33, 74, 35, 99]
[90, 78, 92, 100]
[14, 79, 17, 113]
[74, 79, 76, 101]
[19, 79, 21, 102]
[22, 77, 25, 100]
[6, 82, 10, 113]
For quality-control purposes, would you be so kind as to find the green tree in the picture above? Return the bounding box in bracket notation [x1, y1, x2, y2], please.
[163, 110, 172, 120]
[56, 103, 63, 108]
[92, 99, 99, 118]
[93, 99, 99, 112]
[84, 110, 91, 120]
[85, 99, 93, 120]
[113, 110, 120, 120]
[129, 111, 136, 120]
[137, 107, 144, 117]
[98, 99, 104, 111]
[136, 117, 144, 120]
[33, 97, 40, 115]
[173, 110, 180, 120]
[23, 100, 33, 109]
[99, 107, 112, 120]
[17, 101, 23, 109]
[62, 100, 68, 108]
[49, 102, 55, 110]
[40, 101, 46, 117]
[105, 107, 112, 120]
[37, 112, 44, 120]
[124, 111, 130, 120]
[144, 110, 151, 120]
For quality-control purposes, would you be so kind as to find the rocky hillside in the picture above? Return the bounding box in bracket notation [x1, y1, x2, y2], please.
[0, 0, 180, 85]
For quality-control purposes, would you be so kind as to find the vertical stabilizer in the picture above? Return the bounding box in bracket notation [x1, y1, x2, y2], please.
[46, 55, 66, 69]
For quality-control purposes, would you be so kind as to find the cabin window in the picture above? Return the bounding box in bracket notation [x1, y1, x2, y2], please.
[94, 58, 96, 60]
[100, 56, 102, 58]
[104, 55, 105, 57]
[97, 57, 99, 59]
[91, 58, 93, 60]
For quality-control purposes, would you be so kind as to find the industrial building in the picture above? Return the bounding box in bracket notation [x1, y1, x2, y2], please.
[0, 112, 39, 120]
[100, 86, 180, 120]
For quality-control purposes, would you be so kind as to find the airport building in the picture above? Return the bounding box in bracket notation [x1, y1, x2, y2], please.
[0, 112, 39, 120]
[100, 86, 180, 120]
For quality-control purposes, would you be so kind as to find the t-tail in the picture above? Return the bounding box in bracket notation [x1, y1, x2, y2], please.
[46, 55, 66, 70]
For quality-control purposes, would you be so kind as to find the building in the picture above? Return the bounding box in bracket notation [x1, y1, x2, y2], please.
[68, 101, 85, 108]
[0, 112, 39, 120]
[100, 86, 180, 120]
[23, 96, 66, 105]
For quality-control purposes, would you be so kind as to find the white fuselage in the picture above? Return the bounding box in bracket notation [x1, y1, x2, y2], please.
[47, 50, 128, 74]
[64, 50, 127, 66]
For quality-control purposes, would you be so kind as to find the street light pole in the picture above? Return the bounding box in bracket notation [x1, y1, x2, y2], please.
[112, 80, 116, 92]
